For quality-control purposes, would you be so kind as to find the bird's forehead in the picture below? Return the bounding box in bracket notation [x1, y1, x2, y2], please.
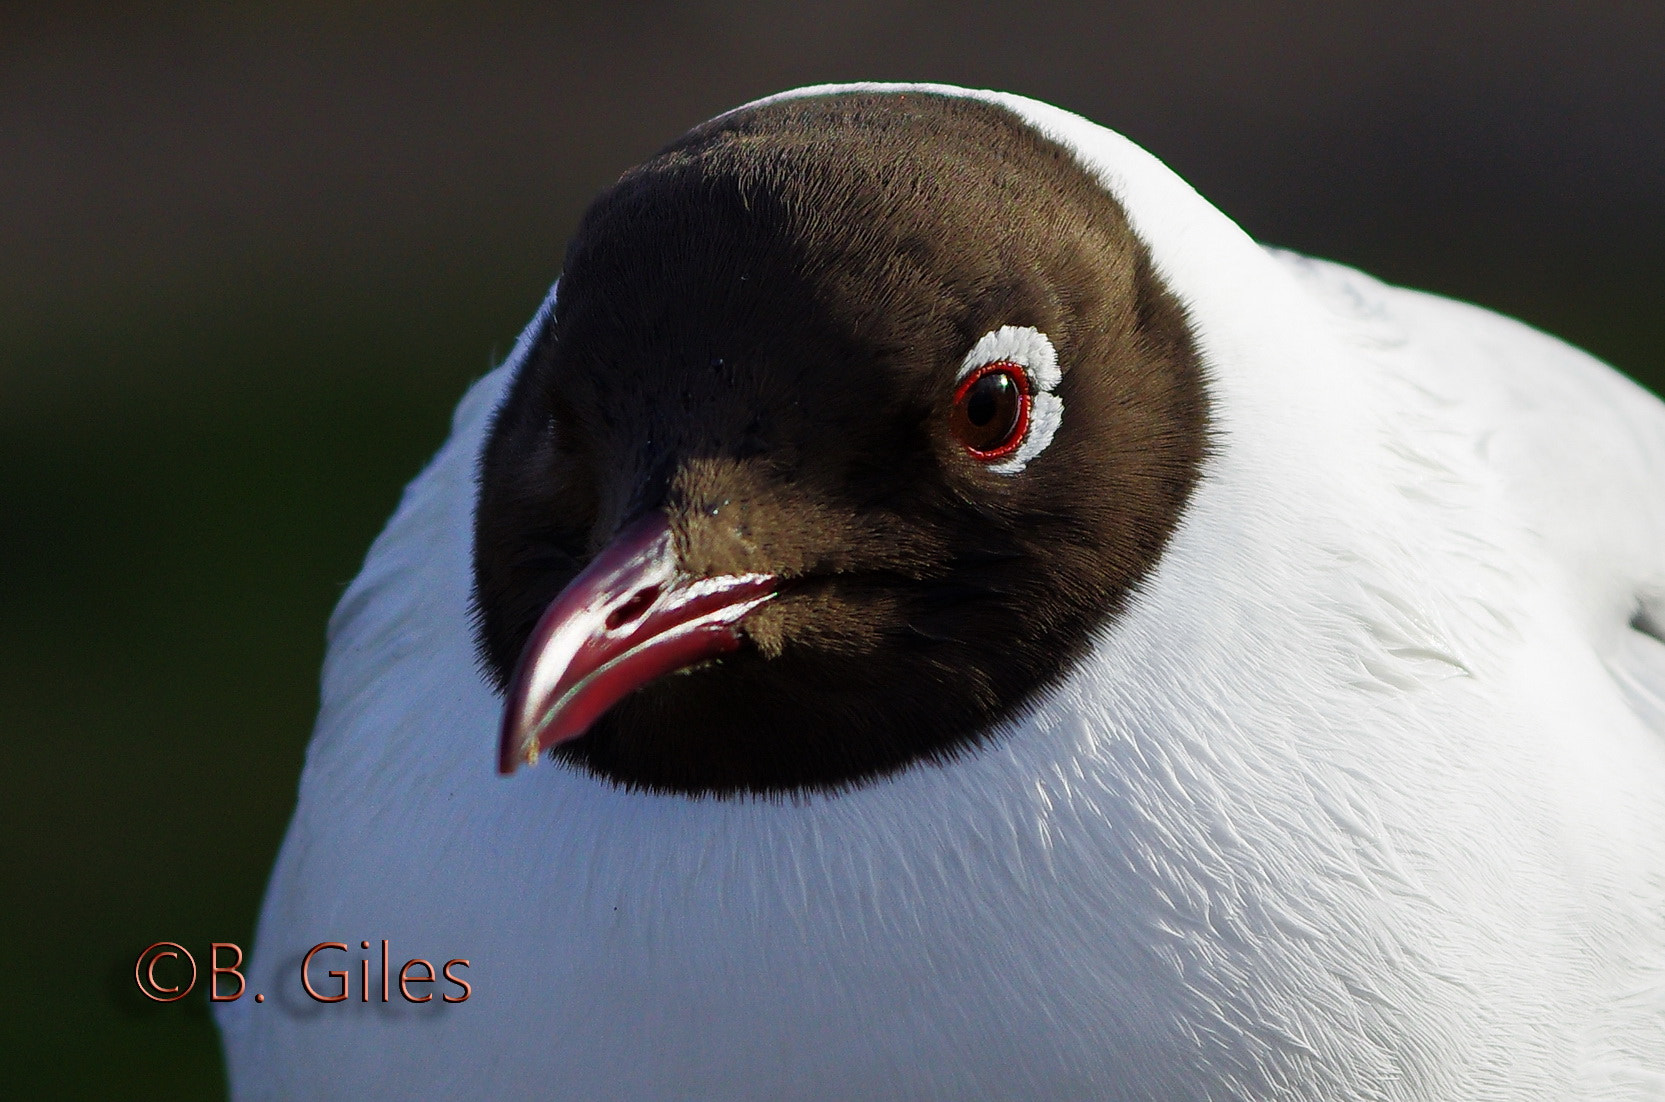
[550, 92, 1138, 381]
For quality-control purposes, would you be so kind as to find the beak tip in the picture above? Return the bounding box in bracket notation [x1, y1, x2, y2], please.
[497, 713, 537, 775]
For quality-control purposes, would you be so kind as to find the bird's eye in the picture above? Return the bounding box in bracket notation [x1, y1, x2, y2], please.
[952, 326, 1062, 475]
[951, 362, 1032, 458]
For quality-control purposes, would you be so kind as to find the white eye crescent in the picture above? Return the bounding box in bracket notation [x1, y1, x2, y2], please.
[955, 325, 1063, 474]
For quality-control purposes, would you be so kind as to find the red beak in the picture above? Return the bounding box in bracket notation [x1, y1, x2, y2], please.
[497, 513, 777, 774]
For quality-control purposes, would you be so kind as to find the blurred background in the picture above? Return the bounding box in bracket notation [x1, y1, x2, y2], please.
[2, 1, 1660, 1096]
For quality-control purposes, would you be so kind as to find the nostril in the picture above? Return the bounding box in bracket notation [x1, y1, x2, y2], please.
[606, 587, 660, 632]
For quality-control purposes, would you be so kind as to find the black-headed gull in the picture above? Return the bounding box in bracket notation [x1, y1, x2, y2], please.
[221, 85, 1665, 1100]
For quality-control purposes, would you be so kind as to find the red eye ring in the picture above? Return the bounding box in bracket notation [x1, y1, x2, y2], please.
[950, 361, 1032, 460]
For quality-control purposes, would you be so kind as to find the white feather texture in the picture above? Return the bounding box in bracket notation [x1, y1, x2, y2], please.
[219, 85, 1665, 1100]
[958, 324, 1061, 388]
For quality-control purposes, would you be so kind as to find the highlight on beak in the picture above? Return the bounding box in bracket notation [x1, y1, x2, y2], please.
[498, 512, 777, 774]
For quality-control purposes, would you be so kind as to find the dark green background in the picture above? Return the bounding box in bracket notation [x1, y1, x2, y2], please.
[4, 2, 1660, 1097]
